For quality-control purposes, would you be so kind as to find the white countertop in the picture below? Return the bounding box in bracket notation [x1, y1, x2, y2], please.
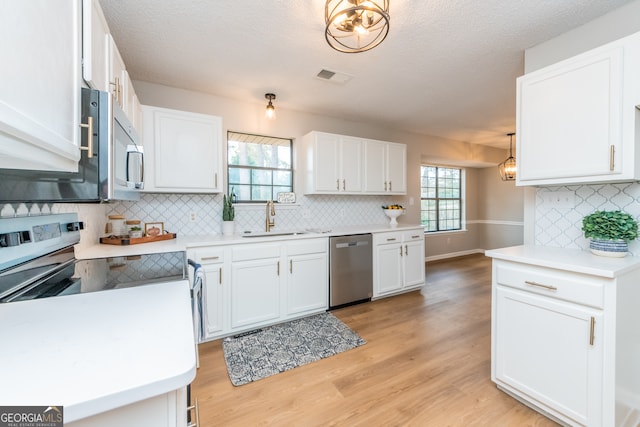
[486, 245, 640, 278]
[76, 223, 424, 259]
[0, 280, 196, 423]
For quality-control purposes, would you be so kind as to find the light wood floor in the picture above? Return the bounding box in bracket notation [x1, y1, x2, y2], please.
[192, 254, 558, 426]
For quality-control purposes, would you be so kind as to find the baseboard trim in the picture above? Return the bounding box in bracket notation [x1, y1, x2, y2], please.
[425, 249, 485, 263]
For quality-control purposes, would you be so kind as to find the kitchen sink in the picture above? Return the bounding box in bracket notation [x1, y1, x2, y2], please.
[241, 231, 308, 238]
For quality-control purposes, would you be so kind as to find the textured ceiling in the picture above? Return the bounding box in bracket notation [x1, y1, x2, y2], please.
[99, 0, 633, 148]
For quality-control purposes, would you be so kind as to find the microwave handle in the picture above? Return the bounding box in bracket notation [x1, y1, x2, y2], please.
[126, 150, 144, 189]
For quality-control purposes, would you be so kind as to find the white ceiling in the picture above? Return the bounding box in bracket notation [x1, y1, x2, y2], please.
[99, 0, 633, 148]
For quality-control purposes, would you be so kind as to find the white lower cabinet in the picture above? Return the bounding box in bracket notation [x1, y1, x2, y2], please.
[230, 245, 281, 330]
[191, 248, 224, 339]
[67, 387, 188, 427]
[373, 228, 425, 298]
[495, 286, 603, 426]
[189, 237, 328, 341]
[488, 247, 640, 427]
[286, 240, 328, 316]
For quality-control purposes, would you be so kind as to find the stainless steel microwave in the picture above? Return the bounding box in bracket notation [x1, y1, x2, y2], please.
[0, 88, 143, 203]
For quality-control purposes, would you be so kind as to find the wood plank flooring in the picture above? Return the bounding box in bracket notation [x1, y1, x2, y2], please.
[192, 253, 558, 426]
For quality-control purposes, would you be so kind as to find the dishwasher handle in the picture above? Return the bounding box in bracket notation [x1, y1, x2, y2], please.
[335, 241, 370, 249]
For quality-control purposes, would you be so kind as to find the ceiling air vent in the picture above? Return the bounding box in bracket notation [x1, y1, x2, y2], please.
[315, 68, 353, 85]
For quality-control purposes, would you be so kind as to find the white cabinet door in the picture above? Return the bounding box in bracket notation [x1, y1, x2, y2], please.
[363, 139, 387, 193]
[0, 0, 81, 172]
[517, 32, 640, 186]
[231, 258, 281, 329]
[142, 106, 223, 193]
[107, 34, 126, 110]
[386, 142, 407, 194]
[495, 287, 603, 426]
[202, 262, 223, 338]
[82, 0, 110, 92]
[286, 252, 328, 316]
[340, 136, 363, 192]
[403, 238, 424, 288]
[375, 242, 403, 296]
[311, 132, 340, 192]
[67, 389, 186, 427]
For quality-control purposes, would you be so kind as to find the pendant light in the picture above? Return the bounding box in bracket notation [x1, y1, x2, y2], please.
[325, 0, 390, 53]
[265, 93, 276, 120]
[498, 133, 516, 181]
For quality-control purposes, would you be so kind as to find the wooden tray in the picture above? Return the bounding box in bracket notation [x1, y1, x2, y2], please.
[100, 233, 177, 246]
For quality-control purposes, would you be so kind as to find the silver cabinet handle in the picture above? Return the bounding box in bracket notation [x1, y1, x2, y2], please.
[524, 280, 557, 291]
[343, 179, 346, 191]
[399, 246, 403, 257]
[389, 181, 392, 191]
[589, 317, 595, 346]
[219, 268, 222, 285]
[290, 259, 293, 274]
[336, 179, 340, 190]
[201, 256, 220, 261]
[386, 238, 397, 242]
[405, 245, 408, 256]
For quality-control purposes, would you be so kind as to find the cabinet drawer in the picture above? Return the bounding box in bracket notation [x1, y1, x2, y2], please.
[374, 231, 403, 245]
[193, 248, 224, 264]
[232, 244, 281, 261]
[287, 238, 327, 256]
[495, 263, 605, 308]
[402, 230, 424, 241]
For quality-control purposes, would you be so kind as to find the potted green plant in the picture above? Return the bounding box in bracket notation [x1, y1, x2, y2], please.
[582, 210, 638, 257]
[222, 188, 236, 236]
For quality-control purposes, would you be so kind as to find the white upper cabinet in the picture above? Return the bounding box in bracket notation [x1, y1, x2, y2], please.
[364, 139, 406, 194]
[107, 35, 127, 110]
[301, 131, 362, 194]
[516, 31, 640, 186]
[82, 0, 110, 92]
[300, 131, 406, 195]
[142, 105, 223, 193]
[0, 0, 81, 172]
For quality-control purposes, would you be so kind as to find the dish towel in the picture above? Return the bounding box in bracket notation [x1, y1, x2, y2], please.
[190, 261, 206, 342]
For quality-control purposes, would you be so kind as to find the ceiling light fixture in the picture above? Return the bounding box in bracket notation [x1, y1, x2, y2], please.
[265, 93, 276, 120]
[498, 133, 517, 181]
[325, 0, 390, 53]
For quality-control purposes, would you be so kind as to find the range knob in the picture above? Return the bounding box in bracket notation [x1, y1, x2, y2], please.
[0, 232, 21, 247]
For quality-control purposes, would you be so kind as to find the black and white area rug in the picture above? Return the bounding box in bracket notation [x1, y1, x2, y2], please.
[222, 312, 366, 386]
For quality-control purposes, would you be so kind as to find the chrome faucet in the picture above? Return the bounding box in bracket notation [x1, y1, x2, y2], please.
[265, 200, 276, 232]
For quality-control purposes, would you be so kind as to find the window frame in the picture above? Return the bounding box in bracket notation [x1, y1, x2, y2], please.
[420, 165, 464, 233]
[226, 131, 294, 203]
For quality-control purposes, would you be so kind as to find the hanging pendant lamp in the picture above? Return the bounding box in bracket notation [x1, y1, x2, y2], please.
[498, 133, 517, 181]
[325, 0, 390, 53]
[265, 93, 276, 120]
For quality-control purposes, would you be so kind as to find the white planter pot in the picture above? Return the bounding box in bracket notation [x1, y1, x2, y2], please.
[222, 220, 235, 236]
[589, 238, 628, 257]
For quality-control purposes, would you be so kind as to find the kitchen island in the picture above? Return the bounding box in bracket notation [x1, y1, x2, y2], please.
[0, 280, 196, 425]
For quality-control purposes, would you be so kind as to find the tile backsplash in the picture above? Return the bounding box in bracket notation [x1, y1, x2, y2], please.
[106, 193, 395, 236]
[1, 192, 398, 245]
[536, 183, 640, 255]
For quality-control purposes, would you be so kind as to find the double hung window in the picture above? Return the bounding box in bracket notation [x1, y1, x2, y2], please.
[421, 166, 462, 232]
[227, 131, 293, 201]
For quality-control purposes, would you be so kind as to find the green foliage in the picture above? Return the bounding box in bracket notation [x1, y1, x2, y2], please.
[582, 210, 638, 241]
[223, 188, 235, 221]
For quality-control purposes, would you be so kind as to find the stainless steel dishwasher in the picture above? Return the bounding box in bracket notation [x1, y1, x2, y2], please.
[329, 234, 373, 309]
